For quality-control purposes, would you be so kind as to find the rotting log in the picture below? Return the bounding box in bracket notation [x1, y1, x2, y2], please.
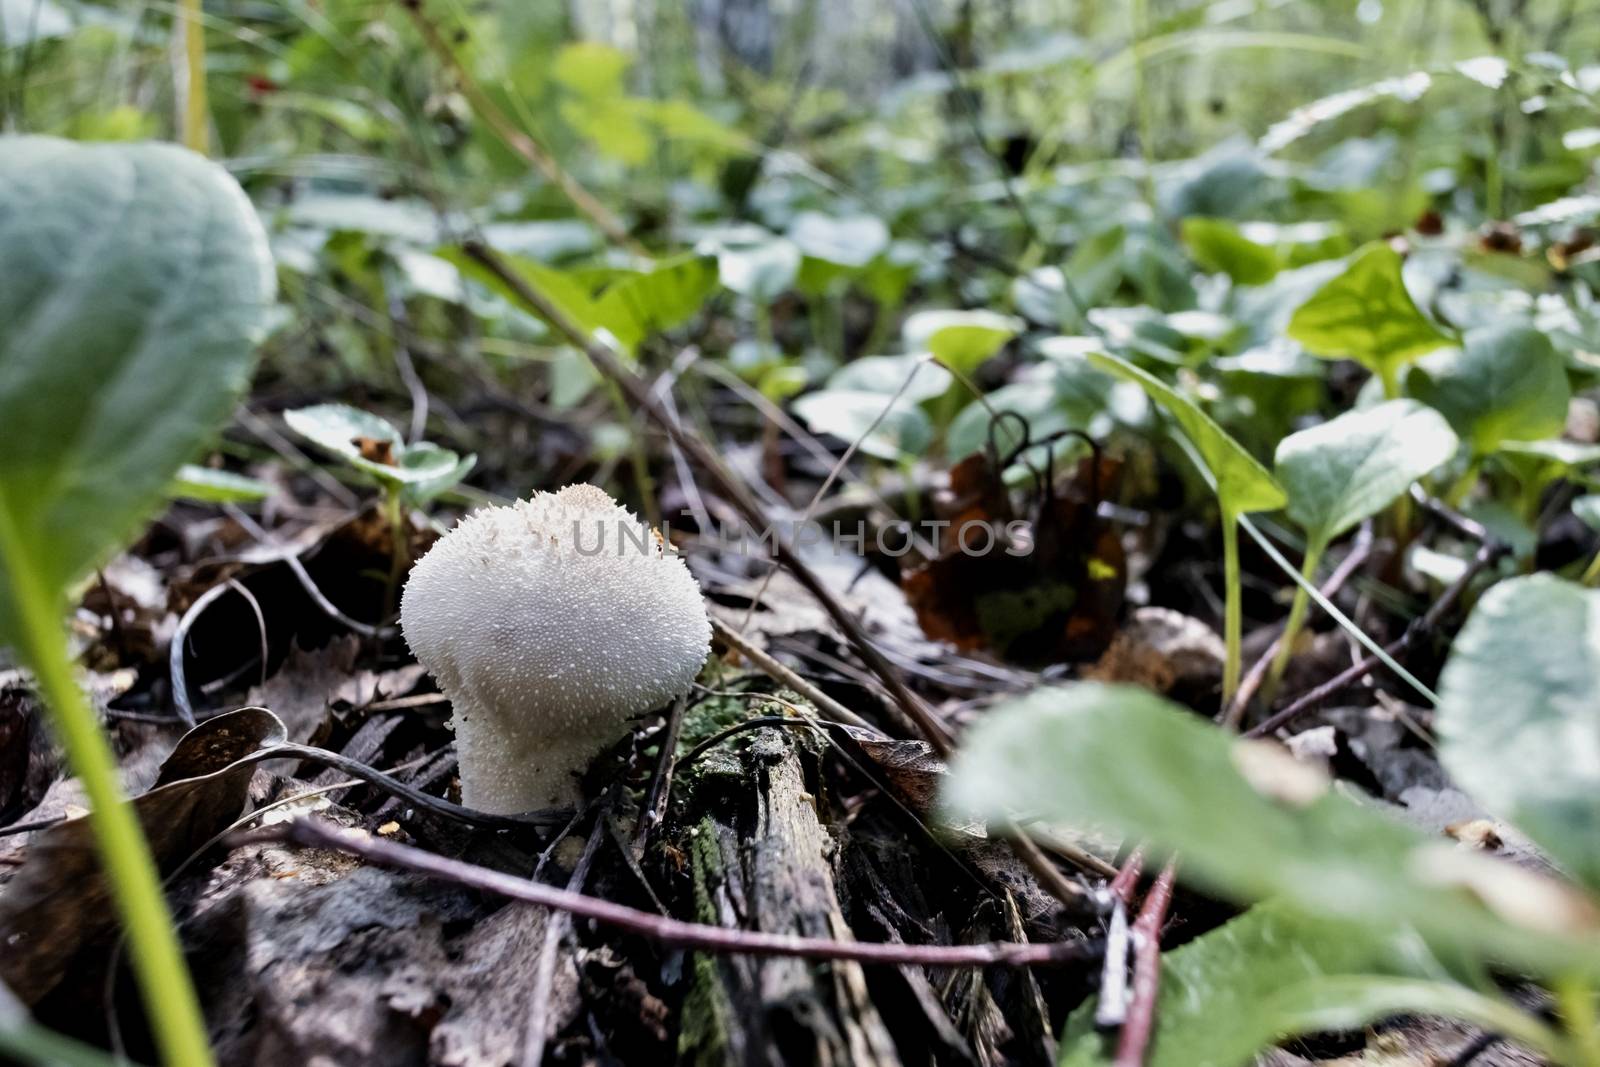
[676, 726, 901, 1067]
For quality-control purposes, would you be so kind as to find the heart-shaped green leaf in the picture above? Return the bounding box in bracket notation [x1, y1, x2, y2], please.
[1086, 351, 1285, 515]
[1276, 399, 1458, 548]
[1437, 574, 1600, 891]
[902, 309, 1022, 374]
[0, 137, 276, 641]
[1409, 324, 1572, 456]
[1287, 242, 1451, 391]
[944, 682, 1600, 979]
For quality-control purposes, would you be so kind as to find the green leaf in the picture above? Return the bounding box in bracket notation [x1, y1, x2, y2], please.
[710, 233, 800, 302]
[827, 354, 952, 403]
[1408, 324, 1571, 456]
[787, 212, 889, 270]
[0, 137, 276, 641]
[551, 41, 631, 97]
[943, 682, 1600, 979]
[283, 404, 471, 489]
[1182, 217, 1281, 286]
[1437, 574, 1600, 892]
[1275, 400, 1458, 547]
[1574, 494, 1600, 533]
[168, 466, 272, 505]
[790, 390, 933, 461]
[903, 309, 1022, 374]
[1085, 351, 1285, 514]
[1286, 242, 1451, 389]
[592, 254, 719, 350]
[444, 248, 716, 356]
[1058, 904, 1427, 1067]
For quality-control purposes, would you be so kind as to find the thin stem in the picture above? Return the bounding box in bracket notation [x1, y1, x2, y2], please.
[384, 483, 408, 618]
[1129, 0, 1160, 213]
[1377, 364, 1400, 401]
[400, 0, 644, 257]
[1582, 549, 1600, 587]
[1113, 860, 1177, 1067]
[1221, 508, 1242, 708]
[178, 0, 208, 154]
[1445, 456, 1483, 508]
[1264, 538, 1324, 701]
[235, 819, 1100, 969]
[0, 505, 214, 1067]
[604, 379, 661, 530]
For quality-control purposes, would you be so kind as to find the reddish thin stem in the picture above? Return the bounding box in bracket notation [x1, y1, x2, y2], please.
[235, 819, 1100, 969]
[1108, 847, 1146, 906]
[1114, 861, 1177, 1067]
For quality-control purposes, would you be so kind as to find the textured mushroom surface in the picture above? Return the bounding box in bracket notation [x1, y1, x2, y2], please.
[400, 484, 711, 813]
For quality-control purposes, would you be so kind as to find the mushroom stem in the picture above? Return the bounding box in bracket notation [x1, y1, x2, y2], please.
[451, 693, 599, 814]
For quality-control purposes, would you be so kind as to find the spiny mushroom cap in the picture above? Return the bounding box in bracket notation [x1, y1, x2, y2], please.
[400, 484, 710, 808]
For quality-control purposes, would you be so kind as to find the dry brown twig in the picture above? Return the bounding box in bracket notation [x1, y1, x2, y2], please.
[230, 819, 1103, 969]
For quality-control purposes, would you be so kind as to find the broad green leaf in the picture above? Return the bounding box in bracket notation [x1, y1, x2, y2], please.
[1058, 904, 1429, 1067]
[827, 354, 952, 403]
[1086, 352, 1285, 514]
[444, 249, 716, 356]
[560, 97, 652, 165]
[1286, 242, 1451, 388]
[442, 248, 613, 345]
[1182, 217, 1281, 286]
[1408, 324, 1571, 456]
[787, 212, 889, 270]
[283, 404, 470, 489]
[902, 309, 1022, 377]
[592, 255, 719, 350]
[943, 682, 1600, 978]
[551, 41, 631, 97]
[790, 390, 932, 461]
[1275, 400, 1458, 547]
[0, 137, 276, 641]
[708, 232, 800, 302]
[168, 466, 272, 505]
[1437, 575, 1600, 891]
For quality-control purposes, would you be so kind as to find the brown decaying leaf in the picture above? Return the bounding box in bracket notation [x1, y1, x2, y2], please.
[0, 706, 286, 1003]
[352, 435, 396, 466]
[901, 450, 1126, 665]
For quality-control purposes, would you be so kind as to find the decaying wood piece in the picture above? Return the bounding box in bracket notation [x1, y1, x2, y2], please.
[676, 727, 902, 1067]
[189, 825, 581, 1067]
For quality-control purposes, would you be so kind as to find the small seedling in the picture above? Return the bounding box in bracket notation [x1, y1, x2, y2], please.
[1271, 400, 1457, 693]
[283, 403, 474, 612]
[1086, 351, 1286, 706]
[398, 484, 711, 813]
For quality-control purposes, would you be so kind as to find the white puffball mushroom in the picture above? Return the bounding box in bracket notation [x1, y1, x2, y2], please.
[400, 483, 711, 814]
